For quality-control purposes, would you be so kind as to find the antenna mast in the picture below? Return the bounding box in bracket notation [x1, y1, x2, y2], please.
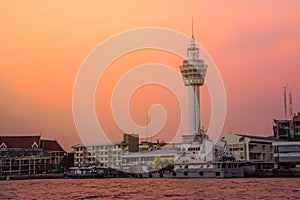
[284, 85, 287, 120]
[289, 92, 293, 118]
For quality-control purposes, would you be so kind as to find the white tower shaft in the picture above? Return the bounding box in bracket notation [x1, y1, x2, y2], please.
[189, 85, 200, 133]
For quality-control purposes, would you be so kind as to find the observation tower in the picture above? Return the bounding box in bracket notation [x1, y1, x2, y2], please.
[179, 21, 208, 137]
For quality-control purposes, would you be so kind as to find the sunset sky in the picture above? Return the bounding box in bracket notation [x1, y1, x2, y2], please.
[0, 1, 299, 151]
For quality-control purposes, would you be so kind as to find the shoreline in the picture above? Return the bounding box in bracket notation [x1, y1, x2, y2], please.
[0, 173, 64, 181]
[2, 172, 300, 180]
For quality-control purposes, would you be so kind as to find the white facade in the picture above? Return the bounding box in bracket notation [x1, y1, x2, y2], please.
[273, 141, 300, 163]
[189, 85, 201, 133]
[72, 142, 124, 169]
[121, 149, 177, 173]
[216, 134, 274, 161]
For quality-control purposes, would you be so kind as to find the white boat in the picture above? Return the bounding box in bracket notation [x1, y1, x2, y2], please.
[171, 132, 246, 178]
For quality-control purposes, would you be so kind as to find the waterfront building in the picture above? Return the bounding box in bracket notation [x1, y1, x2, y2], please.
[216, 134, 274, 161]
[121, 149, 177, 173]
[72, 142, 123, 168]
[0, 135, 65, 176]
[273, 112, 300, 141]
[273, 141, 300, 169]
[72, 133, 138, 168]
[121, 142, 181, 173]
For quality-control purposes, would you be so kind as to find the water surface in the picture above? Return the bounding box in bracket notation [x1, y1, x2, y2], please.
[0, 178, 299, 199]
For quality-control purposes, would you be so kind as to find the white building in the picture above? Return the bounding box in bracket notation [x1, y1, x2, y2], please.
[121, 149, 177, 173]
[273, 141, 300, 163]
[72, 142, 124, 169]
[216, 134, 274, 161]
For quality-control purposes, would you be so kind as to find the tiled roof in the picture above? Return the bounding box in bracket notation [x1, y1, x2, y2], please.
[40, 139, 65, 152]
[0, 135, 65, 152]
[0, 135, 40, 149]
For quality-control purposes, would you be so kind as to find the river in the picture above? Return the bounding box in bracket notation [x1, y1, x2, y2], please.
[0, 178, 299, 199]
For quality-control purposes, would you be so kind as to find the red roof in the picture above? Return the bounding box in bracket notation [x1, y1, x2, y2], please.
[0, 135, 40, 149]
[0, 135, 65, 152]
[40, 139, 65, 152]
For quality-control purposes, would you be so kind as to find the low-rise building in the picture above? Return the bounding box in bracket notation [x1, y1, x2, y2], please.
[216, 134, 274, 161]
[0, 135, 65, 176]
[121, 149, 177, 173]
[72, 142, 123, 168]
[72, 133, 139, 168]
[273, 141, 300, 169]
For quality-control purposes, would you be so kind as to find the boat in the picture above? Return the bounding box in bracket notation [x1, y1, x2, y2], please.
[170, 132, 246, 178]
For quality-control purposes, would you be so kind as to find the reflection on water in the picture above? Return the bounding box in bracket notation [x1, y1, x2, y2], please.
[0, 178, 299, 199]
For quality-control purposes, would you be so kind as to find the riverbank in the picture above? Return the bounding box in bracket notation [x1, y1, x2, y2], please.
[3, 170, 300, 180]
[0, 173, 64, 180]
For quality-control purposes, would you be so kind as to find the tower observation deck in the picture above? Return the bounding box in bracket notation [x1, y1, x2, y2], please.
[179, 21, 208, 136]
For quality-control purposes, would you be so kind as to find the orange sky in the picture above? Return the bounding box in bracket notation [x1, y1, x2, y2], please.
[0, 1, 299, 151]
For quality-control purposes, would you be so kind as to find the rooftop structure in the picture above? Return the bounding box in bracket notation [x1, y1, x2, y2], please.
[273, 112, 300, 141]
